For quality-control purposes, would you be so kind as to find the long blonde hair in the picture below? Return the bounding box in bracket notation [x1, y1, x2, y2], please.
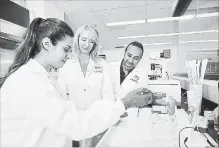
[73, 24, 101, 63]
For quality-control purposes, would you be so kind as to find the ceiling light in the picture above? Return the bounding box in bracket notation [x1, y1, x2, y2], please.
[186, 52, 217, 55]
[147, 33, 179, 37]
[123, 42, 172, 47]
[118, 35, 146, 40]
[179, 40, 219, 43]
[179, 41, 198, 43]
[179, 15, 196, 20]
[198, 40, 219, 43]
[117, 30, 218, 40]
[143, 42, 172, 46]
[106, 20, 145, 26]
[146, 12, 218, 23]
[106, 13, 219, 27]
[196, 12, 219, 18]
[181, 30, 219, 35]
[147, 15, 194, 22]
[189, 48, 218, 51]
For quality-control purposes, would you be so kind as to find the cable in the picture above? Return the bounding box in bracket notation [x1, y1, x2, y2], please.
[179, 126, 219, 148]
[179, 127, 193, 148]
[184, 137, 188, 148]
[198, 131, 219, 147]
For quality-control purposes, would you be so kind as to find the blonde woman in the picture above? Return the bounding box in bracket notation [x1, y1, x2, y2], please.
[58, 25, 115, 147]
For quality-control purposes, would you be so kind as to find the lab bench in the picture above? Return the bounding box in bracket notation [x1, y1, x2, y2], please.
[96, 107, 218, 147]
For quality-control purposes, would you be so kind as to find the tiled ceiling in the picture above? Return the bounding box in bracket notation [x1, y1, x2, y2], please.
[50, 0, 218, 50]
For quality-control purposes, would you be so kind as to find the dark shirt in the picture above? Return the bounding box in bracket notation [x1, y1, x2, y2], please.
[120, 60, 133, 85]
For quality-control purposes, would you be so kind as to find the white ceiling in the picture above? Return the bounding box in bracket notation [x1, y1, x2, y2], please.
[50, 0, 219, 50]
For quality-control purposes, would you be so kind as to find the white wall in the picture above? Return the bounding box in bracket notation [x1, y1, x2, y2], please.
[65, 14, 77, 32]
[44, 1, 64, 21]
[101, 43, 178, 76]
[177, 17, 219, 73]
[26, 0, 64, 21]
[100, 48, 124, 62]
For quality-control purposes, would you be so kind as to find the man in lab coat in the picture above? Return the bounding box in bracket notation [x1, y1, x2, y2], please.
[109, 41, 151, 102]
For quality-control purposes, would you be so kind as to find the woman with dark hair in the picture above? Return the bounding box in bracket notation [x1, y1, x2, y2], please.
[0, 17, 149, 147]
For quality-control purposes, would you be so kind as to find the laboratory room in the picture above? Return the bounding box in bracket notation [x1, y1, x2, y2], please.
[0, 0, 218, 147]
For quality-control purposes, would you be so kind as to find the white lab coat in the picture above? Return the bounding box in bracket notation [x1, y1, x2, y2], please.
[108, 60, 149, 100]
[58, 58, 115, 110]
[0, 59, 125, 147]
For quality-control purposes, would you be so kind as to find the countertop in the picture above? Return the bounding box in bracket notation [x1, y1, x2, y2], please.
[173, 73, 219, 81]
[172, 76, 218, 104]
[172, 76, 219, 87]
[96, 108, 218, 147]
[149, 79, 180, 85]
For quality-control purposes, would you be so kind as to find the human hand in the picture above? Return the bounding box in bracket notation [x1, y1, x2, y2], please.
[121, 88, 153, 109]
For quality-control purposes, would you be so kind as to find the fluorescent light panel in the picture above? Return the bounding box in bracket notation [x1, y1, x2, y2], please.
[147, 12, 219, 23]
[123, 42, 172, 47]
[179, 41, 197, 43]
[196, 12, 219, 18]
[181, 30, 219, 35]
[147, 33, 179, 37]
[118, 30, 218, 39]
[147, 15, 195, 22]
[106, 20, 145, 26]
[122, 40, 217, 48]
[143, 42, 172, 46]
[179, 40, 219, 43]
[198, 40, 219, 43]
[186, 52, 217, 55]
[118, 35, 146, 39]
[189, 48, 218, 51]
[107, 12, 219, 27]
